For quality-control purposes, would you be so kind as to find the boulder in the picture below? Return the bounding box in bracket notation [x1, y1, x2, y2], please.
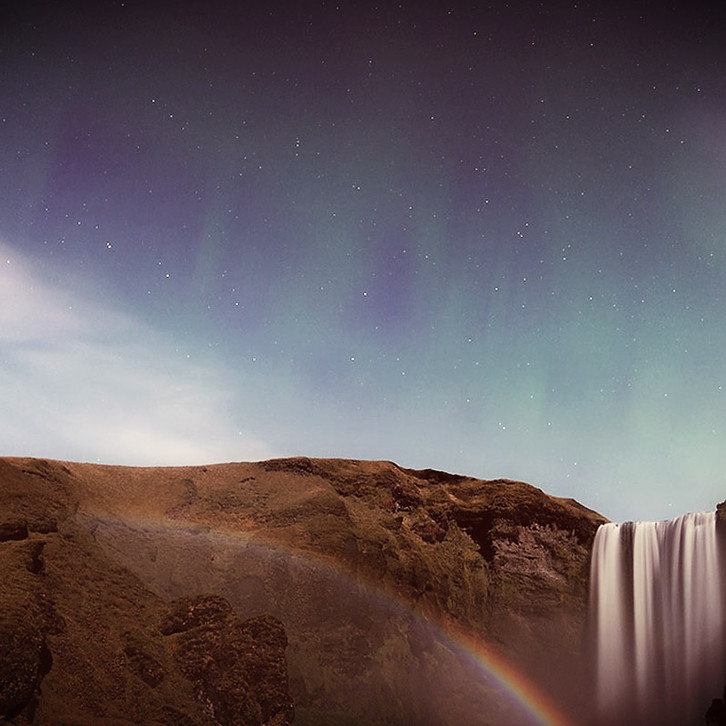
[163, 595, 293, 726]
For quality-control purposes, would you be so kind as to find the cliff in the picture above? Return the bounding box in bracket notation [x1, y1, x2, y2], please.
[0, 456, 606, 725]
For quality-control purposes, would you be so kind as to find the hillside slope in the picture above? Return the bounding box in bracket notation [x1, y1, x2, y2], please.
[0, 456, 606, 725]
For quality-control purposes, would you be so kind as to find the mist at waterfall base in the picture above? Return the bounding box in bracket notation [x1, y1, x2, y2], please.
[589, 511, 726, 725]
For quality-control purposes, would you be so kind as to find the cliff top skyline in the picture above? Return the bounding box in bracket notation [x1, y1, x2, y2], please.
[2, 0, 726, 522]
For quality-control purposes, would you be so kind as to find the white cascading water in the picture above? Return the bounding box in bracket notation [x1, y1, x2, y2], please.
[590, 511, 725, 725]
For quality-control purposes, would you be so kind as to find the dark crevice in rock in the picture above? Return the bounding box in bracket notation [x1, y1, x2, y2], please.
[452, 512, 497, 560]
[0, 519, 29, 542]
[24, 540, 46, 574]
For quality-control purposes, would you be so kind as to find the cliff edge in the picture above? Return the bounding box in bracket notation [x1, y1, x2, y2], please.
[0, 456, 606, 725]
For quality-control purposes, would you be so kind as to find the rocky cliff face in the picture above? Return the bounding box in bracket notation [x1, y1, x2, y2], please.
[0, 459, 293, 726]
[0, 456, 606, 725]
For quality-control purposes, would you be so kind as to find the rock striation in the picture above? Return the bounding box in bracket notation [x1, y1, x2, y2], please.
[0, 456, 606, 725]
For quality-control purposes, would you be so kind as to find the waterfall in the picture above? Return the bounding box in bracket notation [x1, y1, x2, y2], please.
[589, 511, 725, 725]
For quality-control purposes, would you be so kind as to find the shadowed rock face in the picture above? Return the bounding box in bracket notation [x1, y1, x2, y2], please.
[0, 456, 606, 725]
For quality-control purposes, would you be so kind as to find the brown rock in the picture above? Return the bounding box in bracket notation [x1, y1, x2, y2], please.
[0, 460, 295, 725]
[121, 630, 167, 688]
[0, 604, 52, 718]
[1, 455, 607, 726]
[159, 593, 233, 635]
[163, 595, 293, 726]
[0, 519, 29, 541]
[23, 539, 46, 574]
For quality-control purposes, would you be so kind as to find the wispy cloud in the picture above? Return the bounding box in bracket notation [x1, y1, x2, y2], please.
[0, 241, 275, 465]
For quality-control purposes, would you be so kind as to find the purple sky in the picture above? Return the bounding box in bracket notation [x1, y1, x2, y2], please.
[2, 0, 726, 521]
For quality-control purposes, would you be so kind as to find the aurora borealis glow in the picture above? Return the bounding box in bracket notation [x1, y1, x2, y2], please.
[2, 0, 725, 521]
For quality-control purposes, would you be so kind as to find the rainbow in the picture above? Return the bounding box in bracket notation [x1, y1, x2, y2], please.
[89, 513, 579, 726]
[446, 626, 578, 726]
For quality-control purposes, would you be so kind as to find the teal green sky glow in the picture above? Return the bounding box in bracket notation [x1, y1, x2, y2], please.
[2, 1, 725, 521]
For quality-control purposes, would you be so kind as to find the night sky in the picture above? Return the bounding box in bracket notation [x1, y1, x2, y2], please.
[2, 0, 725, 522]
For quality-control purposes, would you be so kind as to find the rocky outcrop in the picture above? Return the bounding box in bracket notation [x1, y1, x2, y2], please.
[160, 595, 293, 726]
[0, 519, 55, 721]
[0, 465, 294, 726]
[0, 456, 606, 725]
[0, 584, 52, 720]
[717, 499, 726, 524]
